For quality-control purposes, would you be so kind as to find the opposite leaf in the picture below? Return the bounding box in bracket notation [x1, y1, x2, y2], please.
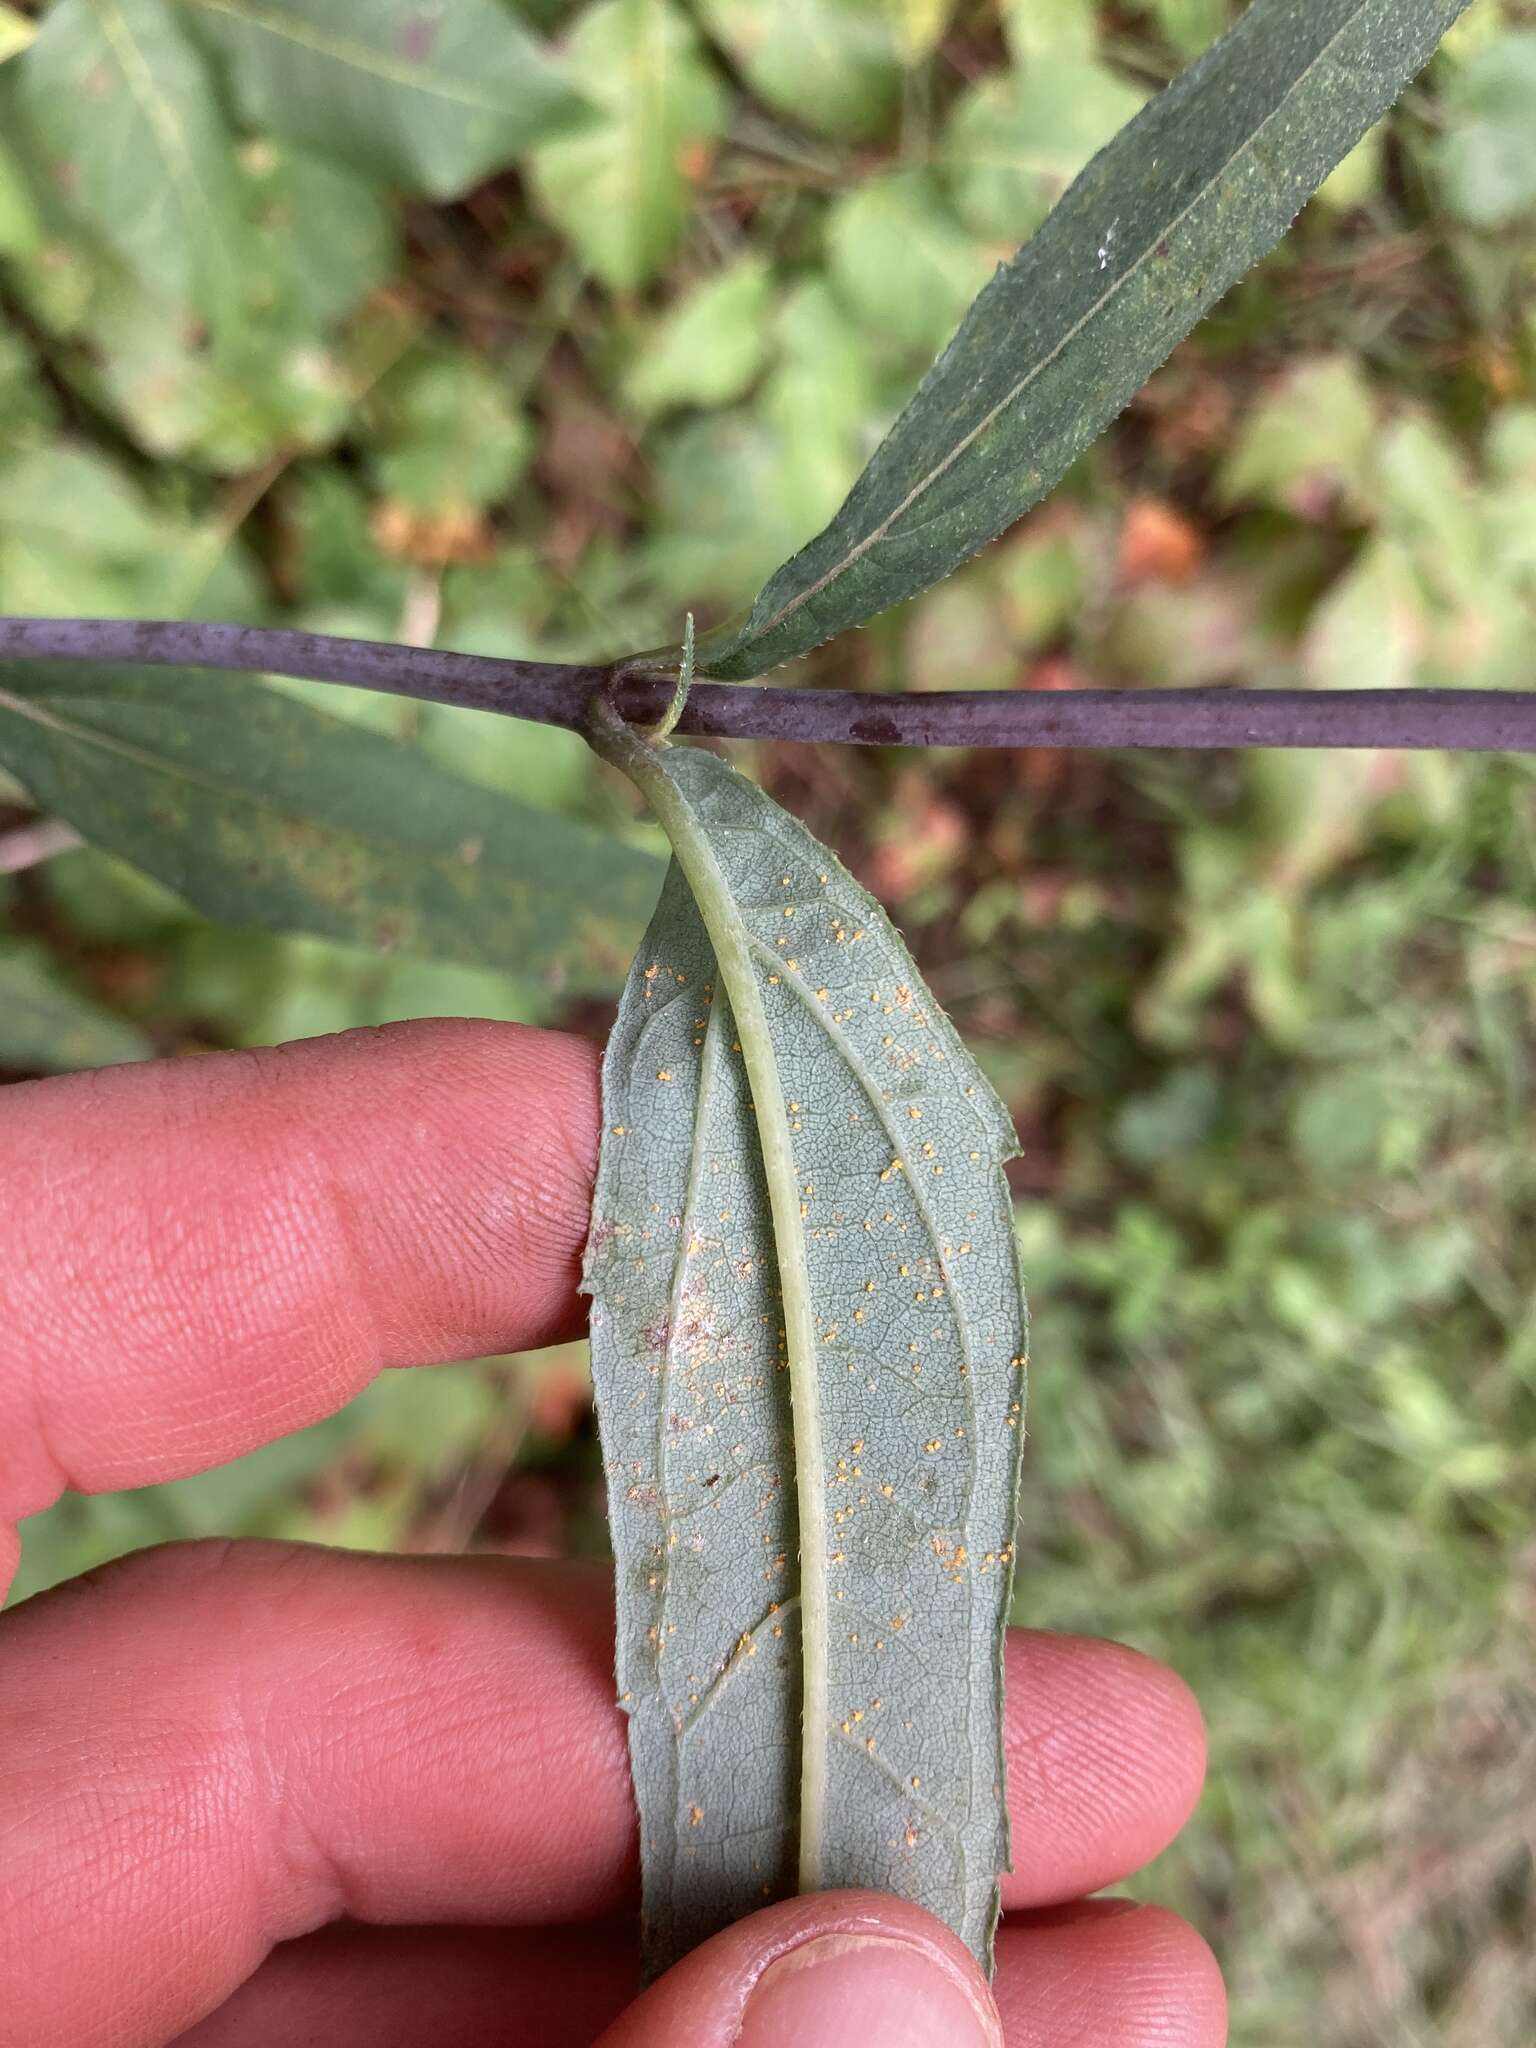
[584, 711, 1027, 1976]
[699, 0, 1469, 680]
[0, 662, 663, 990]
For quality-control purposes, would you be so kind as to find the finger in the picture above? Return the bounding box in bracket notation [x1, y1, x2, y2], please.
[3, 1548, 1203, 2048]
[1003, 1628, 1206, 1907]
[0, 1019, 601, 1583]
[3, 1553, 632, 2048]
[172, 1903, 1226, 2048]
[594, 1893, 1001, 2048]
[994, 1900, 1228, 2046]
[170, 1922, 639, 2048]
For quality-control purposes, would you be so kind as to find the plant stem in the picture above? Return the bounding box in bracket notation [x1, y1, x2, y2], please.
[584, 693, 830, 1898]
[3, 615, 1536, 753]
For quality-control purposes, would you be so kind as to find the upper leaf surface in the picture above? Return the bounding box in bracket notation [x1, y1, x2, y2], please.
[526, 0, 725, 293]
[698, 0, 903, 142]
[1434, 29, 1536, 228]
[0, 662, 662, 989]
[586, 742, 1027, 1974]
[14, 0, 248, 332]
[182, 0, 589, 199]
[941, 57, 1146, 245]
[699, 0, 1469, 680]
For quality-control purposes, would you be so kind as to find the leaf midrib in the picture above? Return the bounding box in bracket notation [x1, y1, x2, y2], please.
[742, 925, 982, 1520]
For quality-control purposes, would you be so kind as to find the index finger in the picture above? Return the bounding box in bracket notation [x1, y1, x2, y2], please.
[0, 1019, 601, 1594]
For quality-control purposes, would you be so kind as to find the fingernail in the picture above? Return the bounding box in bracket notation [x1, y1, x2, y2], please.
[734, 1931, 1002, 2048]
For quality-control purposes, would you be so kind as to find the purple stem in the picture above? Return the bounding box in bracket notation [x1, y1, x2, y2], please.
[1, 615, 1533, 752]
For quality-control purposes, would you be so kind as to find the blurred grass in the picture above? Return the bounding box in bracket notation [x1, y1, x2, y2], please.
[3, 0, 1536, 2039]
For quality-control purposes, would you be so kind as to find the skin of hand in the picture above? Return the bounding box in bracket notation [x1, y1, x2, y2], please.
[0, 1020, 1227, 2048]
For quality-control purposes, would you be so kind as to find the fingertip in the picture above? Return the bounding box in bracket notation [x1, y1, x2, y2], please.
[2, 1020, 605, 1517]
[1003, 1631, 1207, 1908]
[330, 1017, 603, 1347]
[595, 1891, 1000, 2048]
[995, 1900, 1227, 2047]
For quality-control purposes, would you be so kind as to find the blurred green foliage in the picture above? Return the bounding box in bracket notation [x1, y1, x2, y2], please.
[2, 0, 1536, 2040]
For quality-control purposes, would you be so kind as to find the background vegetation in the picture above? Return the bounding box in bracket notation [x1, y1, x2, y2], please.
[3, 0, 1536, 2039]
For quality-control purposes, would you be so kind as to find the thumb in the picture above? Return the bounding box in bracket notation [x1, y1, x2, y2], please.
[593, 1890, 1003, 2048]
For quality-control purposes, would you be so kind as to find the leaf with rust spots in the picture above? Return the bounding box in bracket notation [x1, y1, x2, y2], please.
[0, 660, 663, 990]
[584, 733, 1027, 1978]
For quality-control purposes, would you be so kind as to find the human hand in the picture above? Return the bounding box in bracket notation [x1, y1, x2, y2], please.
[1, 1020, 1226, 2046]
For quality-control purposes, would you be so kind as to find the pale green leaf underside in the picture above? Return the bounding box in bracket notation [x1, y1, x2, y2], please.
[0, 662, 663, 989]
[700, 0, 1469, 680]
[585, 741, 1027, 1975]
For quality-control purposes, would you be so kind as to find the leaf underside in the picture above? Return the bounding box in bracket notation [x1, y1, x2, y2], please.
[0, 661, 663, 988]
[699, 0, 1469, 681]
[585, 744, 1028, 1976]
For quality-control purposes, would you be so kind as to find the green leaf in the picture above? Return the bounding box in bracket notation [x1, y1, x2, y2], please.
[241, 139, 397, 332]
[182, 0, 588, 199]
[0, 131, 40, 258]
[643, 276, 881, 604]
[825, 169, 993, 362]
[13, 0, 248, 332]
[1434, 30, 1536, 228]
[0, 443, 262, 620]
[698, 0, 901, 142]
[82, 271, 413, 475]
[1217, 354, 1379, 514]
[699, 0, 1469, 681]
[623, 255, 775, 419]
[367, 349, 532, 517]
[646, 412, 812, 604]
[943, 58, 1146, 246]
[1142, 0, 1233, 59]
[0, 664, 663, 989]
[755, 281, 883, 546]
[1301, 537, 1426, 694]
[584, 713, 1027, 1975]
[0, 938, 152, 1073]
[1001, 0, 1097, 63]
[0, 3, 36, 65]
[527, 0, 725, 293]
